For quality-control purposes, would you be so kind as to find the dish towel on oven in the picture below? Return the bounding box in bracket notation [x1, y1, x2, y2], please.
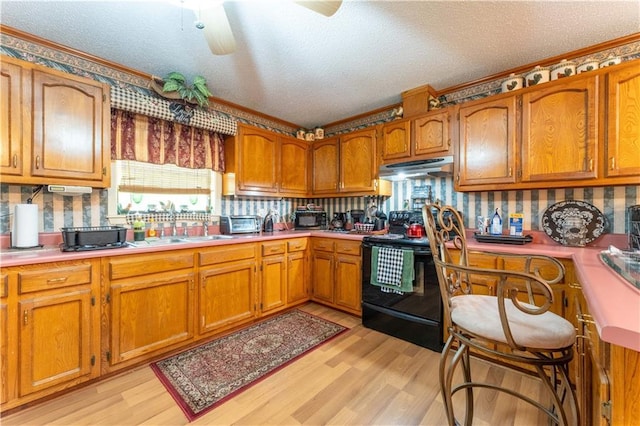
[371, 246, 414, 294]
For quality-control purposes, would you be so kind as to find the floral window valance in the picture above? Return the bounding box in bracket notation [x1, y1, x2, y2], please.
[110, 109, 225, 172]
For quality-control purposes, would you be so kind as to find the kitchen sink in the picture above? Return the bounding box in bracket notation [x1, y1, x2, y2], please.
[185, 235, 234, 241]
[133, 238, 190, 246]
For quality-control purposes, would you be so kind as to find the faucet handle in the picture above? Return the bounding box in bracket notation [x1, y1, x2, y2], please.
[202, 220, 209, 236]
[182, 222, 189, 237]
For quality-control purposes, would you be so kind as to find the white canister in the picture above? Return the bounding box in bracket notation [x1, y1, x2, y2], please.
[550, 59, 576, 80]
[501, 73, 524, 93]
[304, 131, 315, 142]
[577, 58, 599, 74]
[314, 127, 324, 139]
[525, 66, 550, 87]
[600, 55, 621, 68]
[296, 129, 306, 140]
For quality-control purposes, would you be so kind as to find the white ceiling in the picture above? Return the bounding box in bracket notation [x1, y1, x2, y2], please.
[2, 1, 639, 129]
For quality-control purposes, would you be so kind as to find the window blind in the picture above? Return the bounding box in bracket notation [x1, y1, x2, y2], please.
[116, 160, 211, 194]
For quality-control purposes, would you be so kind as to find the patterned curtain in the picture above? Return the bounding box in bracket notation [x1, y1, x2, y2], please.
[110, 109, 225, 172]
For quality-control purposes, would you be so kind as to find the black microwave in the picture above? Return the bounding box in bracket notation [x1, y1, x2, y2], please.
[294, 210, 327, 230]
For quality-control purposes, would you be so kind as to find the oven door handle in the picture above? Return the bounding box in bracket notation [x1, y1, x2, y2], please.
[361, 302, 441, 327]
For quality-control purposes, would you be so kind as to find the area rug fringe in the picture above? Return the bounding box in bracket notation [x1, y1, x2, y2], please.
[150, 309, 348, 421]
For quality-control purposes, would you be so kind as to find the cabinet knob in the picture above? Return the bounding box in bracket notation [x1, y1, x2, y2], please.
[35, 155, 41, 169]
[12, 154, 17, 168]
[610, 157, 616, 170]
[588, 158, 594, 172]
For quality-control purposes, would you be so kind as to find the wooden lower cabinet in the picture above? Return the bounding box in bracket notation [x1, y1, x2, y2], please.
[0, 260, 100, 411]
[198, 244, 258, 335]
[103, 251, 195, 370]
[311, 238, 362, 315]
[260, 238, 310, 315]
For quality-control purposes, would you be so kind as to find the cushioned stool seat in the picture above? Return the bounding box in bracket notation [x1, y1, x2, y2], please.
[451, 295, 576, 350]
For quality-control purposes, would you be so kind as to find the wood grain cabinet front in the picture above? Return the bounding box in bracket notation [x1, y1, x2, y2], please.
[259, 238, 310, 315]
[103, 251, 195, 370]
[0, 259, 100, 411]
[455, 60, 640, 192]
[311, 238, 362, 315]
[224, 124, 310, 197]
[0, 55, 111, 188]
[198, 244, 258, 336]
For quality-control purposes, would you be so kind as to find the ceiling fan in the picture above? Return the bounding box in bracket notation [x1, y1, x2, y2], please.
[195, 1, 342, 55]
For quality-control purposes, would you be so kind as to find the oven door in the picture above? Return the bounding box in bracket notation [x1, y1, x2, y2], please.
[361, 242, 441, 322]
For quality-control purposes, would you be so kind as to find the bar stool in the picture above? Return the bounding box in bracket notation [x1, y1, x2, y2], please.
[422, 204, 579, 426]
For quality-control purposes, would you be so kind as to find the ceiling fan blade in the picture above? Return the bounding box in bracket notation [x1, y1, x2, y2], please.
[200, 3, 236, 55]
[294, 1, 342, 17]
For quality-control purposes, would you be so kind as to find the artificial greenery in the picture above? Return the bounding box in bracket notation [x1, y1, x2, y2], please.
[162, 72, 213, 108]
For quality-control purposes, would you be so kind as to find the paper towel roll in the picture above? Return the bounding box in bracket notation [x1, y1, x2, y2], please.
[12, 204, 39, 248]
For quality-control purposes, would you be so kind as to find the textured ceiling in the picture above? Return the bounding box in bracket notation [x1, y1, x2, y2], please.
[1, 0, 639, 128]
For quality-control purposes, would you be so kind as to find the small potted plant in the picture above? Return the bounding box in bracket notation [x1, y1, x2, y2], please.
[150, 72, 213, 108]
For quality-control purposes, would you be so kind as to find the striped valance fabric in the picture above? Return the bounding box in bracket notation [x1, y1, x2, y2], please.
[110, 86, 237, 136]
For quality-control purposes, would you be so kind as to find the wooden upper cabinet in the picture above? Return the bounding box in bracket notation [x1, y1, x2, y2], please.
[279, 135, 309, 196]
[339, 128, 376, 193]
[457, 95, 518, 187]
[311, 137, 339, 194]
[236, 125, 279, 194]
[0, 55, 110, 187]
[605, 61, 640, 178]
[1, 57, 26, 178]
[521, 75, 599, 183]
[413, 108, 452, 156]
[381, 118, 411, 161]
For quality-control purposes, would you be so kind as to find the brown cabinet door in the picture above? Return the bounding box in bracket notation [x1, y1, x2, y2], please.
[311, 137, 339, 194]
[311, 251, 334, 304]
[605, 62, 640, 178]
[381, 119, 411, 161]
[0, 277, 9, 404]
[1, 57, 26, 178]
[413, 109, 452, 156]
[339, 128, 376, 193]
[237, 126, 279, 194]
[19, 288, 95, 396]
[31, 69, 107, 183]
[334, 254, 361, 314]
[287, 251, 308, 305]
[199, 260, 256, 335]
[521, 75, 599, 182]
[280, 136, 309, 196]
[457, 96, 518, 187]
[109, 272, 194, 364]
[260, 255, 287, 314]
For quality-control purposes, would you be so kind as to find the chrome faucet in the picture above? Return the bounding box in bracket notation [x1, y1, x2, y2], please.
[170, 216, 178, 237]
[182, 222, 189, 237]
[203, 220, 209, 236]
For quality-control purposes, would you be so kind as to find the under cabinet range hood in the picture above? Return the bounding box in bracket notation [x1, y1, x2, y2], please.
[379, 156, 454, 181]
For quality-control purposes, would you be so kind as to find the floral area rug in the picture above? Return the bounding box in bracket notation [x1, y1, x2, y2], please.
[150, 309, 348, 421]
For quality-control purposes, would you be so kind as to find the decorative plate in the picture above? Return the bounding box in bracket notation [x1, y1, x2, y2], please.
[541, 200, 606, 246]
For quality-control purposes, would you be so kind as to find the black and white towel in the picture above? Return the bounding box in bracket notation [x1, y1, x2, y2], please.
[376, 247, 404, 287]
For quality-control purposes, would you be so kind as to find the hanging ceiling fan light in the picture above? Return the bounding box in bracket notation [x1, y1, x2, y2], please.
[193, 0, 342, 56]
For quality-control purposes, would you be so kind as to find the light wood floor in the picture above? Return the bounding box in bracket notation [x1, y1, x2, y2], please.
[2, 303, 548, 425]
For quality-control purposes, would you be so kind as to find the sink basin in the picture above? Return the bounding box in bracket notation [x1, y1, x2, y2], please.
[134, 238, 190, 246]
[186, 235, 234, 241]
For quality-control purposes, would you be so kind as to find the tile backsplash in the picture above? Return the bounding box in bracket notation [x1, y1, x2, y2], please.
[2, 180, 638, 237]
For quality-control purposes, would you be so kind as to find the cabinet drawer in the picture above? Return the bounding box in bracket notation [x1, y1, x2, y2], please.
[336, 241, 361, 256]
[18, 264, 93, 293]
[108, 252, 194, 280]
[199, 243, 256, 266]
[313, 239, 335, 252]
[262, 242, 286, 256]
[287, 238, 307, 252]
